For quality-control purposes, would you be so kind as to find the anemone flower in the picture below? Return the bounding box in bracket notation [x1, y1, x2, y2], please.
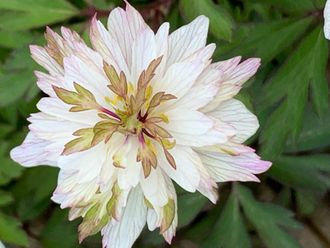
[11, 2, 271, 247]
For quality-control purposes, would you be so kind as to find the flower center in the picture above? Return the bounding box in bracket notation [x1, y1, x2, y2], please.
[53, 56, 177, 177]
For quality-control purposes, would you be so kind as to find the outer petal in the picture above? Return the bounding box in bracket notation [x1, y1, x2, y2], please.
[209, 99, 259, 143]
[164, 109, 229, 147]
[37, 97, 100, 126]
[324, 0, 330, 40]
[154, 22, 170, 79]
[131, 28, 157, 83]
[194, 161, 218, 203]
[116, 137, 142, 190]
[52, 170, 99, 208]
[146, 176, 178, 244]
[34, 71, 58, 97]
[212, 57, 261, 86]
[161, 176, 178, 244]
[30, 45, 63, 76]
[101, 186, 147, 248]
[10, 132, 58, 167]
[197, 143, 271, 182]
[28, 112, 86, 140]
[90, 17, 130, 76]
[153, 61, 205, 100]
[202, 57, 261, 112]
[57, 143, 106, 182]
[158, 145, 200, 192]
[62, 55, 110, 107]
[166, 16, 209, 66]
[107, 2, 149, 68]
[140, 166, 169, 207]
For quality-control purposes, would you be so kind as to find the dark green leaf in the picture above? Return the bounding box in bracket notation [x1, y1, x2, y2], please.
[0, 0, 79, 31]
[285, 107, 330, 152]
[269, 155, 330, 192]
[0, 212, 28, 246]
[202, 190, 251, 248]
[238, 185, 302, 248]
[177, 192, 207, 228]
[179, 0, 234, 41]
[260, 26, 324, 159]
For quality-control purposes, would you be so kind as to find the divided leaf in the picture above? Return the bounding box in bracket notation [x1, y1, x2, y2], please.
[202, 190, 251, 248]
[237, 185, 302, 248]
[259, 26, 327, 159]
[0, 0, 78, 31]
[180, 0, 234, 41]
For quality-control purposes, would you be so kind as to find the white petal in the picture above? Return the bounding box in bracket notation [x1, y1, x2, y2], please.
[197, 143, 272, 182]
[0, 241, 5, 248]
[101, 186, 147, 248]
[158, 145, 200, 192]
[172, 64, 223, 111]
[194, 161, 218, 203]
[153, 61, 204, 100]
[146, 176, 178, 244]
[164, 109, 228, 147]
[131, 28, 157, 83]
[30, 45, 63, 76]
[209, 99, 259, 143]
[57, 143, 106, 182]
[28, 112, 86, 140]
[37, 97, 100, 126]
[10, 132, 58, 167]
[173, 82, 219, 110]
[182, 43, 216, 64]
[213, 57, 261, 86]
[140, 166, 169, 207]
[62, 55, 110, 107]
[34, 71, 58, 97]
[107, 2, 148, 69]
[52, 170, 99, 208]
[166, 16, 209, 66]
[117, 137, 142, 190]
[201, 83, 241, 112]
[90, 17, 130, 76]
[324, 0, 330, 39]
[162, 176, 178, 244]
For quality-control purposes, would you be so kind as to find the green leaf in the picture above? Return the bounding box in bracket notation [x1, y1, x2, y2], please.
[202, 191, 251, 248]
[0, 46, 40, 107]
[259, 26, 324, 159]
[309, 30, 329, 117]
[177, 192, 207, 228]
[254, 0, 319, 13]
[237, 185, 302, 248]
[0, 0, 78, 31]
[12, 167, 58, 221]
[269, 154, 330, 192]
[0, 31, 34, 48]
[179, 0, 234, 41]
[41, 208, 79, 248]
[296, 190, 317, 216]
[285, 107, 330, 152]
[218, 17, 313, 63]
[0, 212, 28, 246]
[0, 143, 23, 185]
[0, 190, 13, 206]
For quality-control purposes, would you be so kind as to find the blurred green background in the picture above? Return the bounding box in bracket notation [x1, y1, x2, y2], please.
[0, 0, 329, 247]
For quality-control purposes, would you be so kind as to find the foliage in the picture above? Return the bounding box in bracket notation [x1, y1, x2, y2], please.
[0, 0, 329, 247]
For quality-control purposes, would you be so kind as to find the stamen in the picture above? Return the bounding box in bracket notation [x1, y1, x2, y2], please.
[100, 107, 121, 121]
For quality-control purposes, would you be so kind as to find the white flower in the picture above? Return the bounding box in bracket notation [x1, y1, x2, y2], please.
[0, 241, 5, 248]
[11, 2, 271, 247]
[324, 0, 330, 39]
